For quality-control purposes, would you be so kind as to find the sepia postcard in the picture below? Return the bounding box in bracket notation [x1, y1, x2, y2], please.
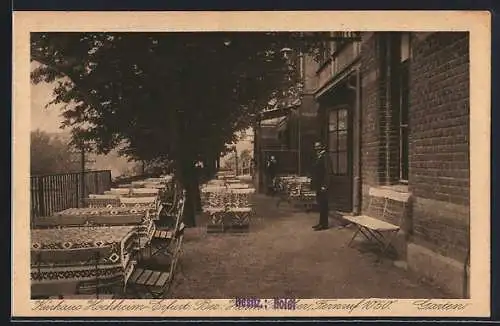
[12, 10, 491, 318]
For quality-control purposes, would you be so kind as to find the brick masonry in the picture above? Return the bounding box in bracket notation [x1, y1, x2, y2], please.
[408, 32, 470, 260]
[360, 32, 470, 264]
[360, 33, 381, 187]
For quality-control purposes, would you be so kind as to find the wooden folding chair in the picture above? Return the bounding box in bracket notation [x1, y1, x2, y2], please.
[149, 192, 185, 259]
[126, 211, 186, 298]
[157, 186, 180, 225]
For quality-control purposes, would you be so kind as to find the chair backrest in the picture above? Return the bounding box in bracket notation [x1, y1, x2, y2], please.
[173, 192, 186, 231]
[367, 187, 411, 226]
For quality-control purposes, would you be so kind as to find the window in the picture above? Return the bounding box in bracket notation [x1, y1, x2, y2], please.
[316, 33, 333, 66]
[328, 108, 349, 175]
[318, 42, 332, 65]
[398, 33, 411, 182]
[332, 31, 350, 50]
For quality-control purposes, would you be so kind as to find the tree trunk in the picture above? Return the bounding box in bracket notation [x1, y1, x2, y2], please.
[176, 155, 203, 227]
[179, 165, 196, 227]
[194, 173, 202, 212]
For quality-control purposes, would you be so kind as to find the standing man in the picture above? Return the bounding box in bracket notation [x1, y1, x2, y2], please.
[311, 142, 329, 231]
[265, 155, 278, 195]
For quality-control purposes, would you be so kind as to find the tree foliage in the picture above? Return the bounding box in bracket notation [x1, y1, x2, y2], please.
[30, 31, 330, 224]
[31, 129, 80, 175]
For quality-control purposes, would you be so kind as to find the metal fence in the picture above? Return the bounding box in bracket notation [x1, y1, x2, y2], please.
[30, 170, 112, 218]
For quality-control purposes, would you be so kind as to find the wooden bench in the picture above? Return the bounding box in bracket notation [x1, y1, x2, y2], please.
[343, 187, 411, 258]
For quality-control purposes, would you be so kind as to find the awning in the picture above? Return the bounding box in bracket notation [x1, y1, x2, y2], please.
[260, 116, 287, 126]
[257, 98, 301, 121]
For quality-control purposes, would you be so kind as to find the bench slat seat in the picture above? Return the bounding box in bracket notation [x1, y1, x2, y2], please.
[344, 187, 411, 260]
[343, 215, 399, 232]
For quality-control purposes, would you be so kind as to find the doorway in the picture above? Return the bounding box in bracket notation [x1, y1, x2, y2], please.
[325, 106, 353, 212]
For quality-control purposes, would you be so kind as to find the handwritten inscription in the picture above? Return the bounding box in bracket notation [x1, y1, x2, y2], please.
[296, 299, 396, 313]
[31, 298, 471, 314]
[412, 299, 471, 311]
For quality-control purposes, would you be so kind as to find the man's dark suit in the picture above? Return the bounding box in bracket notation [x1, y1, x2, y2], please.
[311, 151, 329, 227]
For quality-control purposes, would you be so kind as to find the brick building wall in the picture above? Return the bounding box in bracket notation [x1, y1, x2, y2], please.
[360, 32, 383, 188]
[408, 32, 470, 262]
[359, 32, 469, 255]
[356, 31, 469, 296]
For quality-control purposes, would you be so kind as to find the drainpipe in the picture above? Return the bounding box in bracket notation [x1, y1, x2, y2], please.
[298, 106, 302, 176]
[347, 67, 362, 215]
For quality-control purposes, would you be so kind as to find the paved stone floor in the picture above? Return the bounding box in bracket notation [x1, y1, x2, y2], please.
[168, 193, 451, 299]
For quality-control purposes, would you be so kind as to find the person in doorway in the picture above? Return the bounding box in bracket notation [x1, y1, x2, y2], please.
[265, 155, 278, 195]
[311, 141, 329, 231]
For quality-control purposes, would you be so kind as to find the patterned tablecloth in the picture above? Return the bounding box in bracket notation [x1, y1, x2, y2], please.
[129, 188, 160, 197]
[201, 182, 255, 232]
[204, 207, 253, 228]
[54, 206, 156, 217]
[31, 225, 144, 293]
[201, 187, 255, 209]
[119, 196, 158, 208]
[275, 175, 315, 201]
[36, 207, 158, 242]
[32, 225, 136, 250]
[85, 194, 122, 208]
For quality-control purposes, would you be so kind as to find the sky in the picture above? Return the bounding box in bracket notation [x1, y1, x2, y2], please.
[30, 63, 66, 133]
